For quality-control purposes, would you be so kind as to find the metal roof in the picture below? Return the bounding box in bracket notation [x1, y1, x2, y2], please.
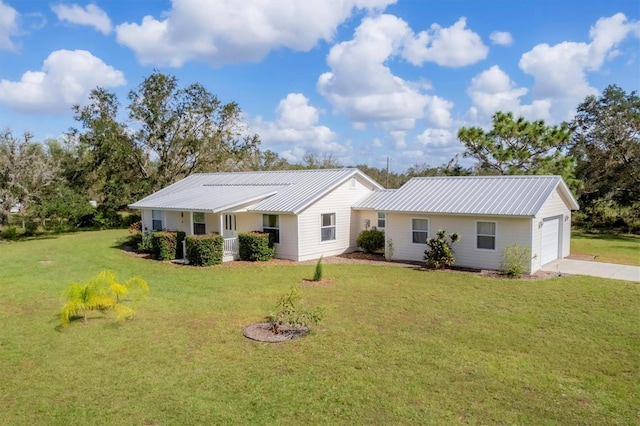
[130, 168, 382, 213]
[353, 175, 579, 217]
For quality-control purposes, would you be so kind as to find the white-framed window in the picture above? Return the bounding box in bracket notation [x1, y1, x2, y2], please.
[193, 212, 206, 235]
[411, 218, 429, 244]
[151, 210, 163, 230]
[262, 214, 280, 244]
[476, 221, 496, 250]
[377, 212, 386, 229]
[321, 213, 336, 241]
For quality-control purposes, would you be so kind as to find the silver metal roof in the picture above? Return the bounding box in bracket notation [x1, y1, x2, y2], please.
[130, 168, 383, 213]
[353, 175, 579, 217]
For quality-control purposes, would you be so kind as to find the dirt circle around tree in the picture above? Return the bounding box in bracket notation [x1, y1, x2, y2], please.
[243, 322, 309, 343]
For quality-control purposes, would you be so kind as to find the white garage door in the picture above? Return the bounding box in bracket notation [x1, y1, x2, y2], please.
[541, 218, 560, 265]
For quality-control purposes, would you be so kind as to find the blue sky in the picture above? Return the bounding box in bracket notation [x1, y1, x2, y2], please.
[1, 0, 638, 172]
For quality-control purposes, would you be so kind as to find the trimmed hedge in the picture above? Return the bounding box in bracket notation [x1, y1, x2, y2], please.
[238, 232, 275, 261]
[186, 234, 224, 266]
[151, 231, 179, 260]
[150, 231, 185, 260]
[356, 229, 385, 253]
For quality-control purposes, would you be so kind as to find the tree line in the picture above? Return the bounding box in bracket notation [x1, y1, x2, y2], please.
[1, 71, 638, 233]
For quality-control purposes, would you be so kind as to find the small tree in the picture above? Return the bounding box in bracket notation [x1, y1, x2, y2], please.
[313, 256, 324, 281]
[424, 229, 460, 269]
[265, 287, 324, 334]
[500, 244, 531, 277]
[60, 270, 149, 327]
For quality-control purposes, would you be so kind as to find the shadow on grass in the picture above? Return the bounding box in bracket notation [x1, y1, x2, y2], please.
[573, 231, 640, 242]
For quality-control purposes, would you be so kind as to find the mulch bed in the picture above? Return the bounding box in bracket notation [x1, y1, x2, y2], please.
[301, 278, 334, 286]
[243, 322, 309, 343]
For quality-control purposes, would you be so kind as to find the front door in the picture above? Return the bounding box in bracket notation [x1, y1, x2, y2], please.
[223, 214, 237, 238]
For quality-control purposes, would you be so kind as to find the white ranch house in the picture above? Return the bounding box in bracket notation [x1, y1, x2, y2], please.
[131, 170, 578, 273]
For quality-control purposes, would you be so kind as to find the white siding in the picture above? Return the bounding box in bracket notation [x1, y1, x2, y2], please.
[531, 187, 572, 272]
[297, 176, 374, 261]
[274, 214, 298, 260]
[386, 213, 531, 271]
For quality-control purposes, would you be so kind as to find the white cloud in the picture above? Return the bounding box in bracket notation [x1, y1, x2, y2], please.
[416, 128, 455, 146]
[0, 49, 126, 113]
[489, 31, 513, 46]
[251, 93, 344, 161]
[519, 13, 640, 120]
[318, 15, 430, 129]
[52, 3, 112, 35]
[466, 65, 552, 122]
[403, 17, 488, 67]
[115, 0, 396, 67]
[0, 1, 20, 50]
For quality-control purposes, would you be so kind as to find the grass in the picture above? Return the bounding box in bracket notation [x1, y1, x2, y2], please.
[0, 230, 638, 425]
[572, 231, 640, 265]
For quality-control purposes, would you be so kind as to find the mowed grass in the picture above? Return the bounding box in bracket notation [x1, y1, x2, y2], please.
[572, 231, 640, 265]
[0, 230, 638, 425]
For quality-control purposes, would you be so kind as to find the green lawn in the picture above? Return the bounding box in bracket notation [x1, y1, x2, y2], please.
[1, 230, 638, 425]
[572, 231, 640, 265]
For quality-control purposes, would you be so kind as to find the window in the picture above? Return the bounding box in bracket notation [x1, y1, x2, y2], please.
[321, 213, 336, 241]
[193, 212, 206, 235]
[262, 214, 280, 244]
[349, 177, 356, 189]
[476, 221, 496, 250]
[377, 212, 386, 229]
[151, 210, 163, 230]
[412, 218, 428, 244]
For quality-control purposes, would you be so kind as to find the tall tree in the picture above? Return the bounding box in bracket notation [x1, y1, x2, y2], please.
[0, 129, 56, 225]
[458, 112, 577, 189]
[127, 71, 260, 192]
[570, 85, 640, 206]
[72, 88, 142, 209]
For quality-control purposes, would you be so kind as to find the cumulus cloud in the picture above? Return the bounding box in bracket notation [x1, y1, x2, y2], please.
[466, 65, 551, 122]
[52, 3, 112, 35]
[0, 50, 126, 113]
[403, 17, 488, 67]
[519, 13, 640, 120]
[115, 0, 396, 67]
[251, 93, 344, 162]
[0, 1, 20, 50]
[489, 31, 513, 46]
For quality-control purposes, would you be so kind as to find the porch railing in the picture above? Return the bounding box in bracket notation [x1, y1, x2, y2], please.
[223, 238, 239, 260]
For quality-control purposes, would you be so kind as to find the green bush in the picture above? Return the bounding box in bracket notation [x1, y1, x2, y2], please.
[424, 229, 460, 269]
[0, 225, 18, 240]
[24, 221, 39, 237]
[151, 231, 179, 260]
[238, 232, 275, 261]
[265, 287, 324, 334]
[356, 229, 385, 253]
[186, 234, 224, 266]
[138, 231, 153, 253]
[500, 244, 531, 277]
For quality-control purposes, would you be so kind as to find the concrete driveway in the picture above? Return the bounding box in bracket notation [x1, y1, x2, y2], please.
[542, 259, 640, 282]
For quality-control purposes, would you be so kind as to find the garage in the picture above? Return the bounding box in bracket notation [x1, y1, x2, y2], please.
[541, 217, 560, 265]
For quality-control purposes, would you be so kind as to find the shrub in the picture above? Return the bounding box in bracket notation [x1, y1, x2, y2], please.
[356, 229, 385, 253]
[186, 234, 224, 266]
[313, 256, 323, 281]
[265, 287, 324, 334]
[60, 270, 149, 327]
[424, 229, 460, 269]
[23, 221, 39, 237]
[151, 231, 179, 260]
[385, 238, 394, 261]
[501, 244, 531, 277]
[0, 225, 18, 240]
[238, 232, 275, 261]
[138, 231, 153, 253]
